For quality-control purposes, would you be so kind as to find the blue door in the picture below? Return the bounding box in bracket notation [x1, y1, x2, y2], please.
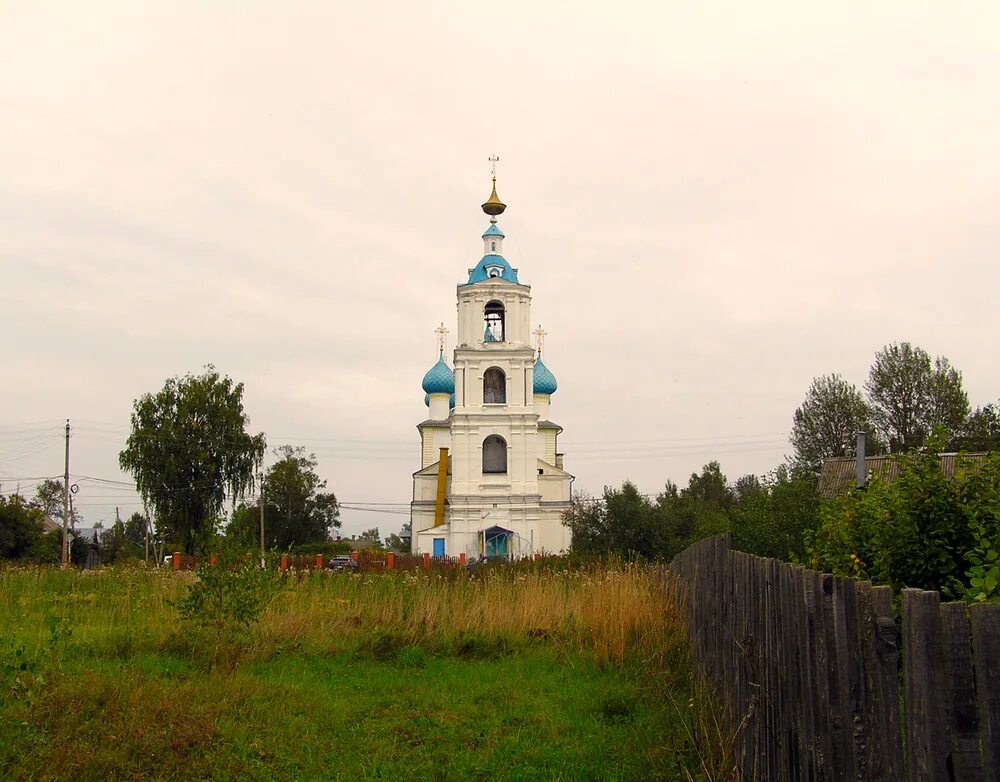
[433, 538, 445, 558]
[484, 531, 509, 559]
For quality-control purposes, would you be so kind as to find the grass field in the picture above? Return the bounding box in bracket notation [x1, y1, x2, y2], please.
[0, 562, 717, 781]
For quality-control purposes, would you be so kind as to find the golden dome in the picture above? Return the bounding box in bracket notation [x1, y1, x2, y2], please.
[481, 177, 506, 216]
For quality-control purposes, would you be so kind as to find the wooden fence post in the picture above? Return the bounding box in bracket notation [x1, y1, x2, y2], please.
[422, 552, 430, 569]
[970, 603, 1000, 780]
[386, 553, 395, 570]
[315, 554, 324, 570]
[280, 554, 288, 572]
[459, 552, 466, 566]
[172, 551, 181, 571]
[904, 589, 949, 782]
[209, 553, 217, 567]
[940, 602, 985, 781]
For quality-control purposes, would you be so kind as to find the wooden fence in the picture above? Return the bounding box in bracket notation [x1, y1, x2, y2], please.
[669, 534, 1000, 781]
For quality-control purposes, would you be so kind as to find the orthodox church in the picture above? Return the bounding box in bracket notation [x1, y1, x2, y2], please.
[410, 173, 573, 559]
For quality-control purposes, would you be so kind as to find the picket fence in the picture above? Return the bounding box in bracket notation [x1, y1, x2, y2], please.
[669, 534, 1000, 782]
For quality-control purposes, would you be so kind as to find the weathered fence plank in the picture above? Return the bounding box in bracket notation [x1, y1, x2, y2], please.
[970, 604, 1000, 781]
[940, 602, 985, 781]
[870, 586, 904, 779]
[903, 589, 950, 782]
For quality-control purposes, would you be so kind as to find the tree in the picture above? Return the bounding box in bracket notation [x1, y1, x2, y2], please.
[866, 343, 969, 452]
[257, 446, 340, 550]
[790, 374, 878, 472]
[123, 512, 147, 549]
[730, 466, 820, 562]
[32, 479, 64, 521]
[385, 522, 410, 552]
[0, 495, 45, 560]
[564, 482, 664, 558]
[119, 367, 266, 554]
[359, 527, 382, 546]
[959, 403, 1000, 452]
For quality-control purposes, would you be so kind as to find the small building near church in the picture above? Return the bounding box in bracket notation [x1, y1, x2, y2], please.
[410, 174, 573, 559]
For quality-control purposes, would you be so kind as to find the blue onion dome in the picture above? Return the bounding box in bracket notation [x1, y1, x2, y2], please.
[421, 356, 455, 395]
[533, 357, 558, 395]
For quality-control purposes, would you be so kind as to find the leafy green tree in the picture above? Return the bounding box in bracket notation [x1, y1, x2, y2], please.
[730, 467, 820, 562]
[119, 367, 266, 554]
[359, 527, 381, 545]
[0, 495, 45, 559]
[226, 502, 261, 549]
[32, 479, 64, 521]
[791, 374, 878, 472]
[261, 446, 340, 550]
[959, 403, 1000, 451]
[865, 343, 969, 452]
[385, 523, 410, 552]
[226, 446, 340, 551]
[123, 512, 147, 550]
[564, 482, 664, 558]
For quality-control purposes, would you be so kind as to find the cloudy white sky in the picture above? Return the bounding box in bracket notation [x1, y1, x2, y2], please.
[2, 2, 999, 537]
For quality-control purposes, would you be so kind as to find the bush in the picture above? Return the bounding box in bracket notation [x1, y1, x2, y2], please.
[810, 445, 1000, 599]
[175, 559, 284, 633]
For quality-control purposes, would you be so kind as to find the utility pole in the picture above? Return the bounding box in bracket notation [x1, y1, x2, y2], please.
[62, 419, 70, 566]
[144, 503, 150, 563]
[856, 431, 867, 489]
[259, 472, 265, 567]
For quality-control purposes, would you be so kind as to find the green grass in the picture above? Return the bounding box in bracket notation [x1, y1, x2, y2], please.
[0, 564, 714, 781]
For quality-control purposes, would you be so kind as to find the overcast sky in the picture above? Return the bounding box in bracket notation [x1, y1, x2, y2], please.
[2, 2, 999, 537]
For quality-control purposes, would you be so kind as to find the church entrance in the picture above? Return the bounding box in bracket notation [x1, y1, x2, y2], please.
[482, 526, 512, 560]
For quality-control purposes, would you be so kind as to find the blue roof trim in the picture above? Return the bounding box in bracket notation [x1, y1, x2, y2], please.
[533, 357, 558, 395]
[467, 254, 520, 284]
[421, 356, 455, 394]
[482, 223, 505, 238]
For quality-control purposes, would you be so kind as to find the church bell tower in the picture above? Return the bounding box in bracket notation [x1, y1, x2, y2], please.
[411, 162, 573, 559]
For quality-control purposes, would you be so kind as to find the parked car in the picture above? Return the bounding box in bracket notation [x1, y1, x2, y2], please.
[326, 555, 359, 571]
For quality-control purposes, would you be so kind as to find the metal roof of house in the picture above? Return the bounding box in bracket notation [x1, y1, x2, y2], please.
[819, 452, 992, 498]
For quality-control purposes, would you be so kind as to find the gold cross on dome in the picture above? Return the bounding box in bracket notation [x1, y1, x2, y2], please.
[533, 325, 547, 355]
[489, 154, 500, 177]
[435, 322, 449, 355]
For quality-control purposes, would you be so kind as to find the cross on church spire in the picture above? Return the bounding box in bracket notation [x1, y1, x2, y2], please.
[435, 322, 449, 356]
[482, 155, 506, 219]
[534, 325, 547, 356]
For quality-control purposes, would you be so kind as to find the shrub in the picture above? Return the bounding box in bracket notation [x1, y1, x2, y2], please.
[810, 445, 1000, 599]
[175, 560, 284, 633]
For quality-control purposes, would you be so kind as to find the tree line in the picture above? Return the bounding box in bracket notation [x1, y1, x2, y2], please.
[791, 341, 999, 472]
[567, 341, 1000, 602]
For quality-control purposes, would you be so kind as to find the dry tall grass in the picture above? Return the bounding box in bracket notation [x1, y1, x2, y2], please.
[266, 563, 683, 665]
[1, 561, 684, 667]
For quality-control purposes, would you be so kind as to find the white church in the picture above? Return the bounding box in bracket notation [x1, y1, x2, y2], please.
[410, 173, 573, 559]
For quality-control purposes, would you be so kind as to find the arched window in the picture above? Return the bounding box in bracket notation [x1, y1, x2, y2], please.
[491, 241, 496, 251]
[484, 300, 505, 342]
[483, 367, 506, 404]
[483, 435, 507, 474]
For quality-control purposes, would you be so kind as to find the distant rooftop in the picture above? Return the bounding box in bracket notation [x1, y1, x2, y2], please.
[819, 452, 992, 498]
